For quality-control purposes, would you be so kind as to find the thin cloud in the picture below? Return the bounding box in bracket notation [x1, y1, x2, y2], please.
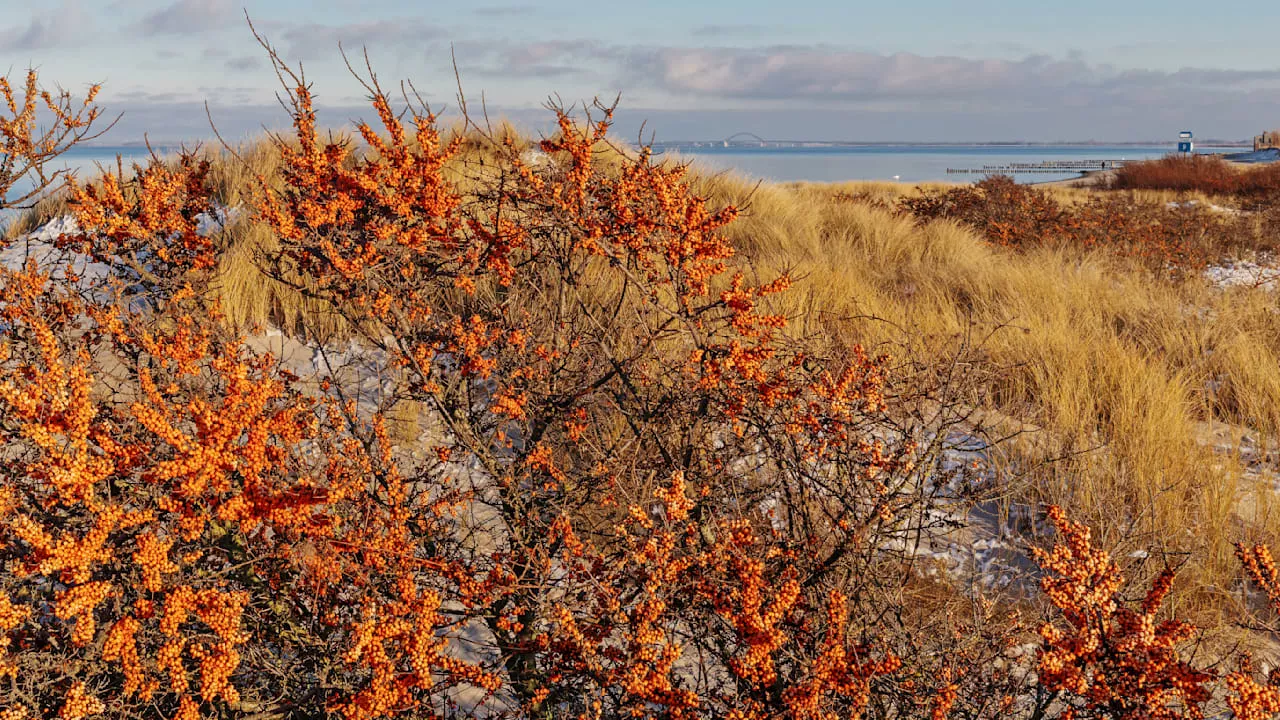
[502, 41, 600, 66]
[110, 89, 188, 103]
[397, 34, 1280, 115]
[280, 19, 445, 60]
[196, 84, 270, 104]
[471, 5, 538, 16]
[472, 63, 586, 79]
[0, 17, 61, 51]
[225, 56, 262, 72]
[690, 24, 773, 38]
[136, 0, 237, 36]
[451, 37, 1280, 129]
[459, 39, 610, 79]
[70, 31, 1280, 144]
[0, 3, 90, 51]
[948, 40, 1037, 57]
[608, 45, 1280, 109]
[615, 47, 1095, 101]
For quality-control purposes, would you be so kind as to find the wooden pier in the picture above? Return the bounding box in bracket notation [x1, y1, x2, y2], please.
[946, 159, 1128, 175]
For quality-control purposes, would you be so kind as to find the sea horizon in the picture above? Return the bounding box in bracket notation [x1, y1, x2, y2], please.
[3, 142, 1245, 201]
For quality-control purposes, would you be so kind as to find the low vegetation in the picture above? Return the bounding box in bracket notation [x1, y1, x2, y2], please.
[7, 31, 1280, 720]
[898, 175, 1279, 271]
[1109, 153, 1280, 199]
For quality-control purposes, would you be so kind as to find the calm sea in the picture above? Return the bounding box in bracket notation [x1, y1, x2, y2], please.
[0, 143, 1244, 229]
[660, 144, 1242, 185]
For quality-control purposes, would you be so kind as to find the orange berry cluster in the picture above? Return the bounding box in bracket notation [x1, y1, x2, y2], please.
[1032, 506, 1212, 719]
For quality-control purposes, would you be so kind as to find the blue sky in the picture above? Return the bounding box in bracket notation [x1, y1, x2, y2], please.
[4, 0, 1280, 142]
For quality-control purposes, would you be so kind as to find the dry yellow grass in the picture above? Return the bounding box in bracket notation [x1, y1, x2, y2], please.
[695, 174, 1280, 624]
[11, 139, 1280, 629]
[3, 189, 73, 239]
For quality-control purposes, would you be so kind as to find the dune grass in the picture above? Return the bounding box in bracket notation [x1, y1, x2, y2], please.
[695, 174, 1280, 627]
[10, 139, 1280, 631]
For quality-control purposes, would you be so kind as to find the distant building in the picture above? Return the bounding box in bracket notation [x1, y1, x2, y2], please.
[1255, 130, 1280, 151]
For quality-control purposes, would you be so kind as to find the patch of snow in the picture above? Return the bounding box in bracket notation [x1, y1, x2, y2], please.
[1, 216, 110, 287]
[895, 430, 1051, 594]
[195, 204, 242, 235]
[1166, 200, 1241, 215]
[1204, 261, 1280, 291]
[2, 204, 243, 289]
[26, 214, 81, 241]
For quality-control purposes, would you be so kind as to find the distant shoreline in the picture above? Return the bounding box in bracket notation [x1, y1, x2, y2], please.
[56, 141, 1261, 187]
[651, 141, 1253, 151]
[81, 139, 1257, 150]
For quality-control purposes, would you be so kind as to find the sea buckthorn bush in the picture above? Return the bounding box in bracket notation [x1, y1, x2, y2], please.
[899, 175, 1253, 271]
[1031, 507, 1212, 720]
[0, 47, 995, 719]
[0, 69, 108, 209]
[1109, 154, 1280, 199]
[7, 39, 1280, 720]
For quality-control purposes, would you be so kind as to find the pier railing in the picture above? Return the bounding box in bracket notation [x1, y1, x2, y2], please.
[946, 159, 1128, 175]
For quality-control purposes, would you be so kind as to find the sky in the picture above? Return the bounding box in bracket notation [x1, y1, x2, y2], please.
[4, 0, 1280, 142]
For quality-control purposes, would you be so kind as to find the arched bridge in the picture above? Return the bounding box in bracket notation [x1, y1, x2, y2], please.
[723, 132, 768, 144]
